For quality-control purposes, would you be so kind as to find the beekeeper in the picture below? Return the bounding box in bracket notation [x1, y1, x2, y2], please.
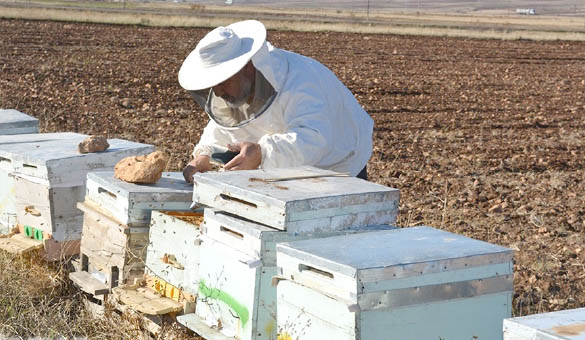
[179, 20, 373, 183]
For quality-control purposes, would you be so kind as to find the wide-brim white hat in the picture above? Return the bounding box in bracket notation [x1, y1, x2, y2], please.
[178, 20, 266, 91]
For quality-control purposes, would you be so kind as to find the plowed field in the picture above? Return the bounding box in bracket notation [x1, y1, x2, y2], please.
[1, 18, 585, 317]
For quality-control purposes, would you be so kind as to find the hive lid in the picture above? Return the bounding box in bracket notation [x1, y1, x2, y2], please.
[193, 166, 399, 231]
[504, 308, 585, 340]
[194, 166, 393, 204]
[0, 133, 153, 186]
[0, 109, 38, 134]
[87, 171, 193, 198]
[277, 226, 514, 280]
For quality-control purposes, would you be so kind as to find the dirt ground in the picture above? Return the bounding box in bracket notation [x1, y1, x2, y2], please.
[1, 18, 585, 319]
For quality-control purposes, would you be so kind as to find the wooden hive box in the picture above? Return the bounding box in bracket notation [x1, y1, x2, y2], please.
[192, 166, 399, 232]
[70, 172, 195, 296]
[177, 209, 392, 340]
[107, 209, 205, 320]
[0, 109, 38, 135]
[503, 308, 585, 340]
[145, 209, 205, 296]
[275, 227, 515, 340]
[85, 171, 195, 226]
[0, 134, 154, 260]
[0, 133, 81, 234]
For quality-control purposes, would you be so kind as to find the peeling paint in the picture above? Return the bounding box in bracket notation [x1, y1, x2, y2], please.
[551, 323, 585, 336]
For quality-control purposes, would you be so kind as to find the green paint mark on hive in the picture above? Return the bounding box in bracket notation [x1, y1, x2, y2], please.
[34, 228, 43, 241]
[198, 279, 249, 326]
[24, 225, 34, 238]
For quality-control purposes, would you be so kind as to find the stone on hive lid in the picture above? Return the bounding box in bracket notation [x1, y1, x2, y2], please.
[114, 150, 168, 184]
[78, 136, 110, 154]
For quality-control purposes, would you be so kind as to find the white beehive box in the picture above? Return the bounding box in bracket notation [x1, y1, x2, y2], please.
[504, 308, 585, 340]
[145, 209, 205, 296]
[0, 132, 84, 234]
[178, 209, 392, 340]
[72, 200, 149, 295]
[192, 166, 399, 232]
[276, 226, 514, 340]
[86, 171, 194, 226]
[0, 109, 38, 135]
[70, 172, 196, 295]
[8, 135, 153, 242]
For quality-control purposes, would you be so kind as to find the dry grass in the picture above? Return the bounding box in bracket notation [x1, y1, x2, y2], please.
[0, 251, 196, 339]
[2, 0, 585, 41]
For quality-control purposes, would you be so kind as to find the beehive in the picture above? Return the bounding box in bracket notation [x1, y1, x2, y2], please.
[504, 308, 585, 340]
[177, 209, 392, 340]
[192, 166, 399, 232]
[144, 209, 205, 296]
[70, 172, 194, 296]
[276, 227, 514, 340]
[0, 109, 38, 135]
[85, 171, 194, 226]
[0, 133, 81, 234]
[0, 134, 153, 259]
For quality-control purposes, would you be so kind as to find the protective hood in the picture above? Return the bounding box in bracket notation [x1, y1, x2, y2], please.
[188, 65, 277, 128]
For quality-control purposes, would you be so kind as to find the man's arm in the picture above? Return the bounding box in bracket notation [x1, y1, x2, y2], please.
[182, 121, 232, 183]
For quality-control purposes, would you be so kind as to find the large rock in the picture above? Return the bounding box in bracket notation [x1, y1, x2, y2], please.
[78, 136, 109, 154]
[114, 151, 169, 184]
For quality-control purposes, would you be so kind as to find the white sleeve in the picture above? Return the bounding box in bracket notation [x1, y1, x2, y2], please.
[258, 85, 333, 169]
[193, 120, 232, 158]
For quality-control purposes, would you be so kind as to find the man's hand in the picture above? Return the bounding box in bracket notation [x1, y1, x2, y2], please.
[182, 155, 213, 183]
[224, 142, 262, 171]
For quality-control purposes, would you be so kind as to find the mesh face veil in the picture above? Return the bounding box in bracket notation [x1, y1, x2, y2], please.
[189, 68, 277, 128]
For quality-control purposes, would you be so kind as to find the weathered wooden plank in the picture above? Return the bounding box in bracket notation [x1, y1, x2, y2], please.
[0, 233, 43, 255]
[177, 314, 234, 340]
[43, 237, 80, 261]
[78, 200, 150, 285]
[112, 285, 183, 315]
[69, 271, 110, 296]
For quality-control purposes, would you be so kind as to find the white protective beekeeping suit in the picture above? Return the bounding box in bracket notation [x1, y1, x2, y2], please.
[182, 21, 373, 176]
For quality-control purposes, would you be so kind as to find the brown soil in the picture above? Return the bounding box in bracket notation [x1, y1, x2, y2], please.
[1, 18, 585, 317]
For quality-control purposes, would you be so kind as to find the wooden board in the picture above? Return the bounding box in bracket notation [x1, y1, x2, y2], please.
[0, 109, 38, 135]
[78, 201, 149, 285]
[69, 271, 110, 296]
[85, 172, 194, 226]
[177, 314, 233, 340]
[0, 233, 42, 255]
[43, 237, 80, 261]
[504, 308, 585, 340]
[112, 285, 183, 315]
[192, 166, 399, 231]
